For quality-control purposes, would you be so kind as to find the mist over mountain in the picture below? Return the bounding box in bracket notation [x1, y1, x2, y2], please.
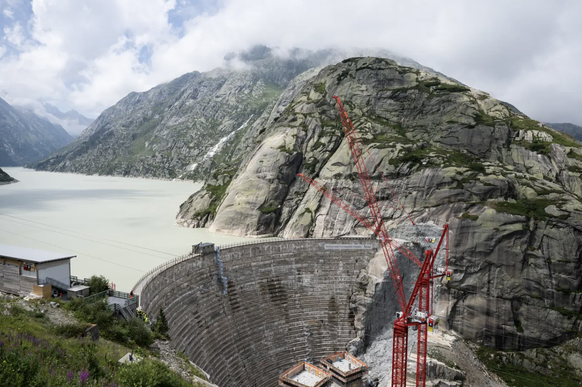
[42, 103, 94, 137]
[0, 97, 73, 166]
[29, 46, 441, 178]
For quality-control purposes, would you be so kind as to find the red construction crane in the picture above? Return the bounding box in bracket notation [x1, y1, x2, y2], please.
[298, 96, 450, 387]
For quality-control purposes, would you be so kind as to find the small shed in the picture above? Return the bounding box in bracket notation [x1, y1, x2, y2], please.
[0, 244, 75, 296]
[192, 242, 215, 255]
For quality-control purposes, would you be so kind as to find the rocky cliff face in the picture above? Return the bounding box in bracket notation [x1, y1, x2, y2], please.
[0, 98, 73, 166]
[179, 57, 582, 350]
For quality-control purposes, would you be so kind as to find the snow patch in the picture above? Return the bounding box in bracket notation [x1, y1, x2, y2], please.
[202, 115, 254, 161]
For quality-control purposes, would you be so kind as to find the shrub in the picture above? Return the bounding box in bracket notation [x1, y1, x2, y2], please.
[54, 322, 90, 338]
[88, 275, 110, 294]
[155, 308, 169, 338]
[459, 212, 479, 221]
[128, 318, 153, 347]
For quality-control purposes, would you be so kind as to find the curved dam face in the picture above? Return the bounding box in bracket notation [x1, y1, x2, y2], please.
[141, 238, 380, 387]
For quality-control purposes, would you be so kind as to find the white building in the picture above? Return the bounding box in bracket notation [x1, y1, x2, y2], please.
[0, 244, 75, 296]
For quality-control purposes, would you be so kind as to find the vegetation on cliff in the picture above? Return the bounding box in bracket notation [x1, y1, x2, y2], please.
[0, 295, 203, 386]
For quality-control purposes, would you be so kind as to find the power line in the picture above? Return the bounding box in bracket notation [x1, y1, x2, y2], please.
[0, 227, 146, 273]
[0, 212, 177, 260]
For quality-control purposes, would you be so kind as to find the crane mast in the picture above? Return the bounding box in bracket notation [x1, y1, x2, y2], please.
[298, 96, 450, 387]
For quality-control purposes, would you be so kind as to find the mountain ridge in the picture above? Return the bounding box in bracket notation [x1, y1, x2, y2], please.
[28, 46, 449, 180]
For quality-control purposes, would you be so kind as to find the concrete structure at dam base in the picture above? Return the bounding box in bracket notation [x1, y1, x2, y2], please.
[279, 351, 368, 387]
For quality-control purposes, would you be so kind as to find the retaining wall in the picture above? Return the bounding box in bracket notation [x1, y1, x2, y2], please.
[141, 238, 379, 387]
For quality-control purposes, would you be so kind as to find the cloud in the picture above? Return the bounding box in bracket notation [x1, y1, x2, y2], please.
[3, 8, 14, 19]
[0, 0, 581, 127]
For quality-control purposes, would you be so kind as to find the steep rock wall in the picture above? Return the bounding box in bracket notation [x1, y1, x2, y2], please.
[141, 238, 380, 387]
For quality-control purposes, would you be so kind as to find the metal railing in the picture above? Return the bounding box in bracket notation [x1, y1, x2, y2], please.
[70, 276, 90, 285]
[134, 236, 376, 297]
[132, 252, 194, 293]
[82, 289, 109, 304]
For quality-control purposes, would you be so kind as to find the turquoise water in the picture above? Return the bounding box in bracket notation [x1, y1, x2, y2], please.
[0, 168, 249, 291]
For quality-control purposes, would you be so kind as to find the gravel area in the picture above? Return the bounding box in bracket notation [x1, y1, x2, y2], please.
[152, 340, 218, 387]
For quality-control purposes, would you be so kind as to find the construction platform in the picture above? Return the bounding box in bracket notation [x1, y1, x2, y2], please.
[279, 352, 368, 387]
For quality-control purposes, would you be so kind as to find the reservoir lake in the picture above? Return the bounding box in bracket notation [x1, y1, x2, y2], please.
[0, 168, 249, 291]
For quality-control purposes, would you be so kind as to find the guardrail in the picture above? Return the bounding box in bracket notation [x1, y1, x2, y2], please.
[132, 251, 195, 294]
[133, 237, 377, 298]
[70, 276, 90, 285]
[82, 289, 109, 304]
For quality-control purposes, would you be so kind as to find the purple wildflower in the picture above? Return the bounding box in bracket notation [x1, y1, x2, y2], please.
[67, 370, 74, 381]
[78, 368, 89, 385]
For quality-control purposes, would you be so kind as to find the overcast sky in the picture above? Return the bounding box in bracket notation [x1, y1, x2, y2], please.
[0, 0, 581, 126]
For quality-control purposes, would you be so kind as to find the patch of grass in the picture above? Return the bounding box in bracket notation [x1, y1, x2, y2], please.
[193, 181, 231, 219]
[314, 83, 326, 94]
[320, 119, 340, 129]
[459, 212, 479, 221]
[258, 205, 280, 214]
[518, 139, 551, 156]
[509, 116, 581, 149]
[389, 147, 430, 166]
[363, 133, 415, 149]
[277, 144, 294, 154]
[303, 158, 318, 175]
[507, 116, 541, 132]
[476, 346, 582, 387]
[0, 298, 196, 387]
[490, 198, 559, 220]
[446, 152, 486, 172]
[551, 306, 581, 318]
[473, 110, 497, 127]
[422, 78, 441, 87]
[567, 149, 582, 161]
[434, 83, 470, 93]
[312, 141, 325, 151]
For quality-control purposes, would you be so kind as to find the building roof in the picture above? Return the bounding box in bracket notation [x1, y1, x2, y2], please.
[68, 285, 90, 292]
[0, 244, 75, 263]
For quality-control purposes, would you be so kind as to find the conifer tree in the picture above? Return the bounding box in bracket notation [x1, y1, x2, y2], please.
[155, 307, 169, 338]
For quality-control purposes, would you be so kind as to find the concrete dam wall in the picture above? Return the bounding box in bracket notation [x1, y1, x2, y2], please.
[140, 238, 380, 387]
